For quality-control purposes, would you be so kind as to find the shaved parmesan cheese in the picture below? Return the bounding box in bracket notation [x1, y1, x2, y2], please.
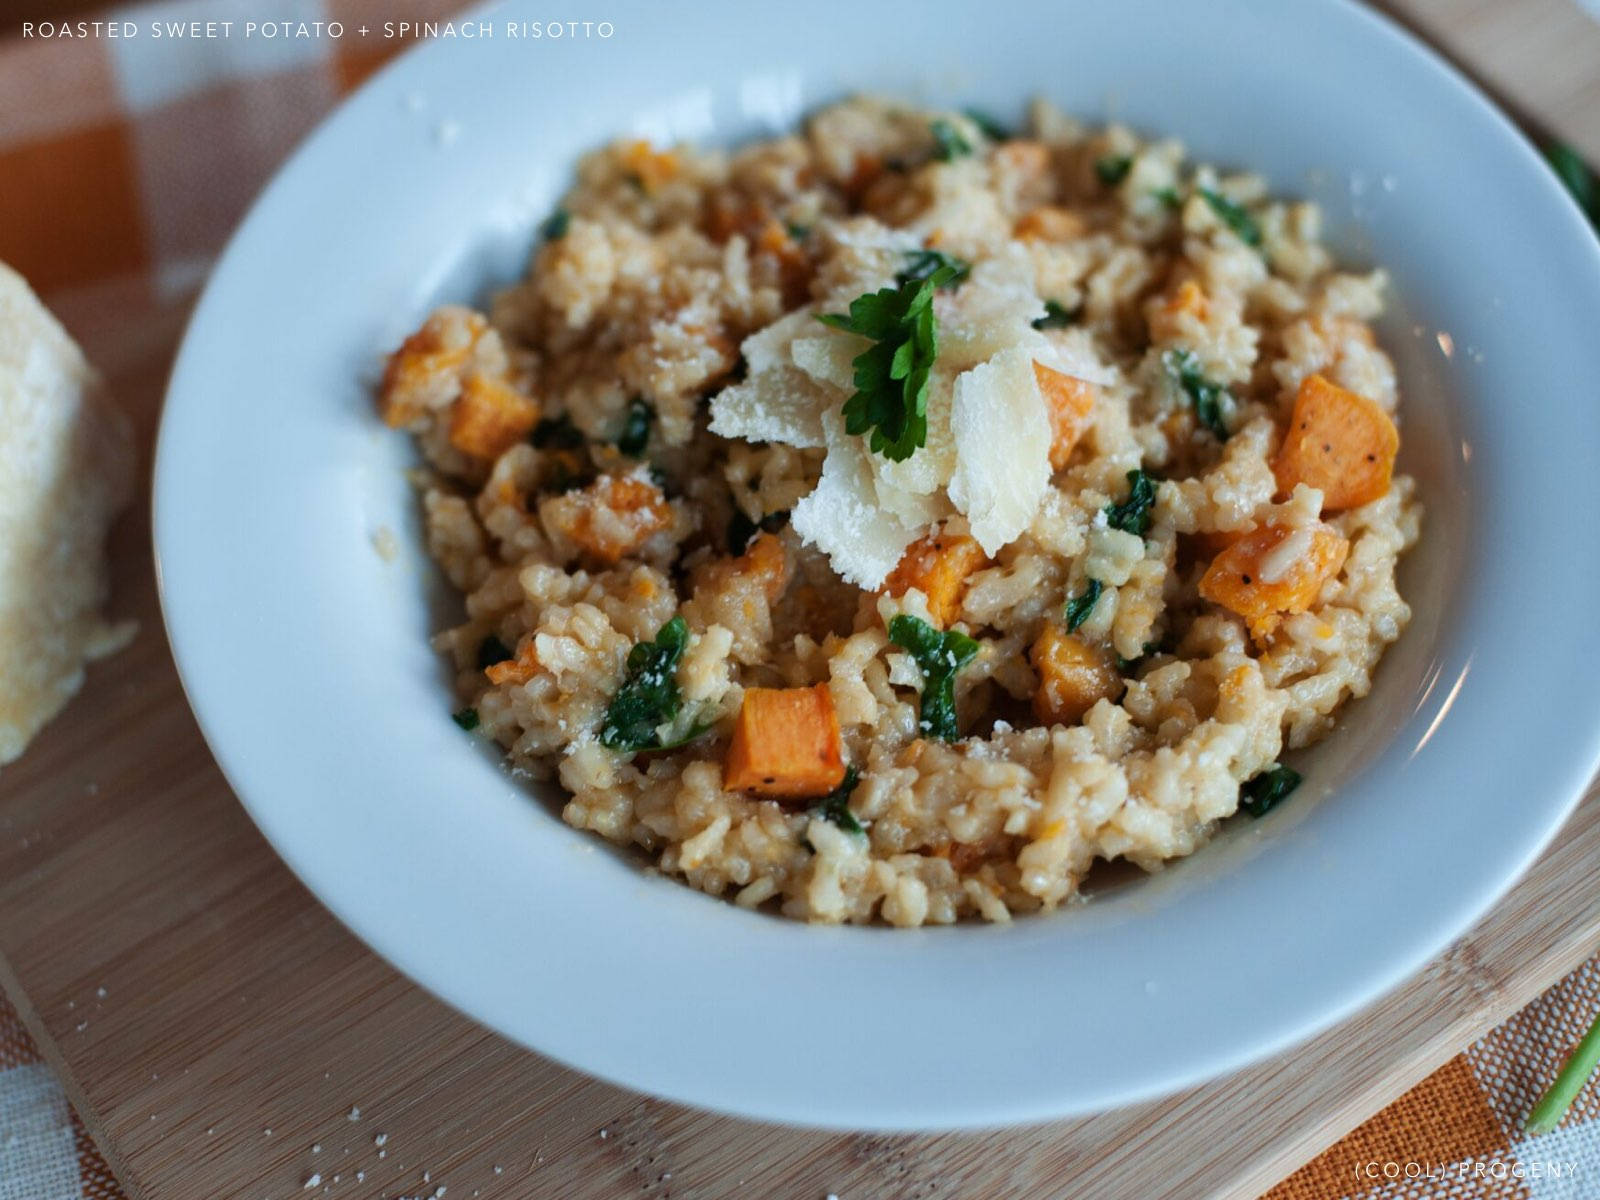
[709, 366, 829, 448]
[790, 334, 857, 393]
[948, 346, 1051, 554]
[791, 414, 920, 587]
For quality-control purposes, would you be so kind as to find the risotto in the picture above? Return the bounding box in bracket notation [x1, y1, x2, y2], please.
[377, 98, 1421, 926]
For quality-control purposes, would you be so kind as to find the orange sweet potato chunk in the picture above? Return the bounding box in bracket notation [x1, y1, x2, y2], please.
[1015, 205, 1087, 242]
[1198, 522, 1350, 639]
[448, 372, 540, 461]
[1032, 362, 1099, 470]
[556, 475, 672, 565]
[1273, 374, 1398, 511]
[619, 139, 680, 193]
[378, 307, 485, 427]
[883, 529, 990, 627]
[1030, 625, 1122, 726]
[723, 684, 847, 800]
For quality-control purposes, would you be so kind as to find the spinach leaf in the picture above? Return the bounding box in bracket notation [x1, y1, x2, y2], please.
[615, 398, 654, 456]
[540, 207, 571, 241]
[1198, 187, 1261, 247]
[1095, 155, 1132, 187]
[1063, 579, 1103, 632]
[1031, 299, 1080, 330]
[599, 617, 692, 751]
[813, 766, 864, 835]
[476, 635, 513, 670]
[887, 614, 980, 742]
[930, 118, 973, 162]
[1104, 469, 1158, 537]
[452, 707, 480, 731]
[962, 108, 1010, 142]
[1239, 764, 1302, 817]
[530, 414, 585, 450]
[1162, 347, 1233, 440]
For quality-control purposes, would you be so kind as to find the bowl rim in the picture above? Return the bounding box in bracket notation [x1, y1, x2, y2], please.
[153, 0, 1600, 1130]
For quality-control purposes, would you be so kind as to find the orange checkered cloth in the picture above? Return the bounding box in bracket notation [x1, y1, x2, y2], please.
[2, 3, 1599, 1198]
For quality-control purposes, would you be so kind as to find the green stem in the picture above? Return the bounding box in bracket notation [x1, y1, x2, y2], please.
[1524, 1006, 1600, 1134]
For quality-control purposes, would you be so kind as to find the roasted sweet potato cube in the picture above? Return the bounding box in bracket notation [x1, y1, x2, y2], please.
[485, 638, 538, 686]
[378, 306, 485, 428]
[1273, 374, 1398, 511]
[1198, 522, 1350, 639]
[723, 684, 847, 799]
[448, 372, 540, 461]
[1033, 362, 1099, 470]
[548, 474, 673, 565]
[1015, 205, 1087, 242]
[1030, 626, 1122, 726]
[883, 530, 990, 627]
[619, 139, 680, 194]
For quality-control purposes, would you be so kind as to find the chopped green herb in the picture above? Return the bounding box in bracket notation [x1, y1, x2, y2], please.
[1547, 142, 1600, 233]
[1063, 579, 1103, 632]
[813, 766, 864, 835]
[887, 614, 980, 742]
[1239, 764, 1302, 818]
[962, 108, 1010, 142]
[1031, 299, 1079, 330]
[816, 267, 953, 462]
[896, 248, 970, 290]
[599, 617, 692, 752]
[784, 220, 811, 242]
[476, 635, 512, 670]
[1095, 154, 1132, 187]
[1198, 187, 1261, 247]
[1162, 347, 1233, 440]
[451, 707, 480, 731]
[1103, 469, 1159, 537]
[930, 118, 973, 162]
[615, 398, 653, 456]
[540, 207, 571, 241]
[1525, 1007, 1600, 1133]
[1152, 186, 1183, 209]
[530, 414, 585, 450]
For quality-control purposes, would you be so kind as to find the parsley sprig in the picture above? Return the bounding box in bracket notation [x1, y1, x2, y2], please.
[1162, 348, 1233, 440]
[599, 617, 709, 752]
[1104, 469, 1158, 537]
[888, 614, 980, 742]
[816, 268, 954, 461]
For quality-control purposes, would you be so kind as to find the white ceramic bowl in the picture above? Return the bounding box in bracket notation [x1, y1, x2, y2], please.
[155, 0, 1600, 1129]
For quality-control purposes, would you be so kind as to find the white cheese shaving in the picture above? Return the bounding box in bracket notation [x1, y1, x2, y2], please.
[947, 346, 1051, 553]
[790, 414, 921, 587]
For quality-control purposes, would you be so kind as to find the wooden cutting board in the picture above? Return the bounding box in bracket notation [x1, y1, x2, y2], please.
[3, 3, 1600, 1197]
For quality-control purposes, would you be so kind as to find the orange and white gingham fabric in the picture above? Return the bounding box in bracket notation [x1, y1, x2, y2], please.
[2, 3, 1600, 1197]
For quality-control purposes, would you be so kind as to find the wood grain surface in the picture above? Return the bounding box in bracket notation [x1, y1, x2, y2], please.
[2, 3, 1599, 1198]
